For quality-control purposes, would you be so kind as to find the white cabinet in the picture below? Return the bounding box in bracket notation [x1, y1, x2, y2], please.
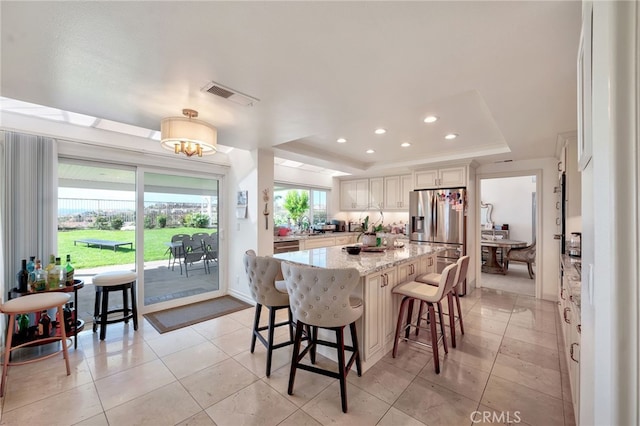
[417, 254, 436, 275]
[383, 175, 412, 210]
[369, 177, 384, 209]
[335, 235, 356, 246]
[363, 267, 397, 360]
[414, 166, 466, 189]
[340, 179, 369, 210]
[300, 237, 335, 250]
[397, 259, 420, 283]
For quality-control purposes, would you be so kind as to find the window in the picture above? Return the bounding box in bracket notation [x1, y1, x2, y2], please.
[273, 185, 329, 229]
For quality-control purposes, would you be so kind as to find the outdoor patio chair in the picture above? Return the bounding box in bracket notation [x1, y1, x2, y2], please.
[182, 236, 206, 277]
[201, 235, 218, 273]
[167, 233, 190, 272]
[191, 232, 209, 243]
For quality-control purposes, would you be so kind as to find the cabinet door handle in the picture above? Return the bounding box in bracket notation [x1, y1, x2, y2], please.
[556, 218, 561, 225]
[558, 161, 562, 171]
[570, 343, 579, 363]
[577, 324, 581, 334]
[560, 287, 566, 300]
[563, 307, 571, 324]
[556, 201, 560, 210]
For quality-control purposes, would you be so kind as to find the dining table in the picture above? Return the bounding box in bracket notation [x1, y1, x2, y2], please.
[481, 239, 527, 274]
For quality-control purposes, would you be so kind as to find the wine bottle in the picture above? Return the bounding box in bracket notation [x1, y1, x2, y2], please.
[64, 254, 75, 286]
[17, 259, 28, 292]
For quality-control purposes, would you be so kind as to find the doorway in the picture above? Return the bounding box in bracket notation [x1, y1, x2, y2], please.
[479, 174, 538, 297]
[140, 171, 223, 312]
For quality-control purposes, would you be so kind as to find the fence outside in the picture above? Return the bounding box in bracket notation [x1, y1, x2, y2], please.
[58, 198, 217, 230]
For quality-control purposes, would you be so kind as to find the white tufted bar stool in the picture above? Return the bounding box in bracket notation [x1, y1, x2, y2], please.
[392, 262, 458, 374]
[281, 262, 363, 413]
[415, 255, 470, 348]
[92, 270, 138, 340]
[243, 250, 295, 377]
[1, 292, 71, 397]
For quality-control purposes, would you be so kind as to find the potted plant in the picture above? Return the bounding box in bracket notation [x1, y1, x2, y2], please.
[357, 215, 384, 246]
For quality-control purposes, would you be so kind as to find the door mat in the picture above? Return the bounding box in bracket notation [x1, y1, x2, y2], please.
[143, 295, 251, 334]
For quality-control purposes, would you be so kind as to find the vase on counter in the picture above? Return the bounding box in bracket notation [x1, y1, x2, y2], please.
[361, 233, 377, 247]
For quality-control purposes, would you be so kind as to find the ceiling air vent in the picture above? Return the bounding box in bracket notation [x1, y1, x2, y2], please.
[201, 81, 259, 107]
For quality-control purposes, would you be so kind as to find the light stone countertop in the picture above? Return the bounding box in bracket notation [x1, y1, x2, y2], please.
[273, 243, 444, 276]
[274, 232, 360, 242]
[561, 254, 581, 312]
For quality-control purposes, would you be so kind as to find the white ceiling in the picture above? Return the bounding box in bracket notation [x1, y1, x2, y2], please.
[0, 1, 581, 175]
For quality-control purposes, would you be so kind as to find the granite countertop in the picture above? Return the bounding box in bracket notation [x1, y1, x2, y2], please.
[274, 232, 360, 242]
[561, 254, 582, 311]
[273, 243, 444, 276]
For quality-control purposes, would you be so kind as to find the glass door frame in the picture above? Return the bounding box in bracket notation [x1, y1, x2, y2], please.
[136, 166, 226, 315]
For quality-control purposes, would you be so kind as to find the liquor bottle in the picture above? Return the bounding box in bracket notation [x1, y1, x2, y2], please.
[38, 311, 51, 338]
[26, 256, 36, 278]
[17, 259, 28, 292]
[64, 254, 75, 286]
[18, 314, 30, 336]
[44, 254, 56, 287]
[33, 259, 47, 291]
[48, 257, 61, 289]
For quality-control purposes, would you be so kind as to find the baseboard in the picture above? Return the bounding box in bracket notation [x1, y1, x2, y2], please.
[227, 288, 255, 306]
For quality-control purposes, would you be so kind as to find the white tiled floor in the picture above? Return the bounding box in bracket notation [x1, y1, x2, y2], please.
[0, 288, 576, 426]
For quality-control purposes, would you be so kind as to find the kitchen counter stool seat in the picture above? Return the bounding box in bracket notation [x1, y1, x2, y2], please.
[416, 255, 470, 348]
[392, 263, 458, 374]
[281, 263, 363, 413]
[0, 292, 71, 397]
[92, 270, 138, 340]
[243, 250, 295, 377]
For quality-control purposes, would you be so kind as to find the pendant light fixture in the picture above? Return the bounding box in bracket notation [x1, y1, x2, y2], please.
[160, 109, 217, 157]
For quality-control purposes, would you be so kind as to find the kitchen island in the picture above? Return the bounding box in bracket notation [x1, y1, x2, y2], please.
[274, 243, 445, 372]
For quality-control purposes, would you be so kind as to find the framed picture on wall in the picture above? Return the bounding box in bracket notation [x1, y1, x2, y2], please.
[577, 2, 593, 171]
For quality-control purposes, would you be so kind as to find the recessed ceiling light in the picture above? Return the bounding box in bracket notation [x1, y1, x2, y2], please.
[366, 149, 375, 154]
[374, 128, 386, 135]
[336, 138, 347, 143]
[401, 142, 411, 148]
[444, 133, 458, 140]
[423, 115, 438, 123]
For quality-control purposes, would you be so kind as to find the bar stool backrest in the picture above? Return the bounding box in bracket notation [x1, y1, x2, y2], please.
[453, 255, 470, 291]
[281, 262, 362, 328]
[243, 251, 289, 308]
[426, 263, 458, 303]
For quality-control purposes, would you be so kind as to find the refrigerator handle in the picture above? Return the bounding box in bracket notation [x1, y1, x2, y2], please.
[432, 194, 437, 237]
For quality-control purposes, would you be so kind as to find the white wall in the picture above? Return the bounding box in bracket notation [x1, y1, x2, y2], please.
[481, 176, 536, 243]
[476, 158, 558, 301]
[582, 2, 639, 425]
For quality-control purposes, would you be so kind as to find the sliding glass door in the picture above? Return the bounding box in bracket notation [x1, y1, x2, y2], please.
[141, 171, 221, 310]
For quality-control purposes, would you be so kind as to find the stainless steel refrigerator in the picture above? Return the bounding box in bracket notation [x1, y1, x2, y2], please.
[409, 187, 467, 294]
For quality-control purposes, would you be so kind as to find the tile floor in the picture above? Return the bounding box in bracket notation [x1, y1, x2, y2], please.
[0, 288, 576, 426]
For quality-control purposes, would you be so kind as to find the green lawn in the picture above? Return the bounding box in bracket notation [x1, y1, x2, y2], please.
[57, 227, 216, 269]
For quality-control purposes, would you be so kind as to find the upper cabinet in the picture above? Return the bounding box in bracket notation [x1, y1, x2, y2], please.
[414, 166, 466, 189]
[340, 179, 370, 210]
[369, 177, 384, 209]
[383, 175, 413, 210]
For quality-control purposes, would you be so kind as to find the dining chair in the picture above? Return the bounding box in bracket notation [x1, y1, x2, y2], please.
[505, 241, 536, 279]
[167, 233, 190, 272]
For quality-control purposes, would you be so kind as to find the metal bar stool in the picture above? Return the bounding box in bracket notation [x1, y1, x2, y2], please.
[92, 271, 138, 340]
[1, 292, 71, 396]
